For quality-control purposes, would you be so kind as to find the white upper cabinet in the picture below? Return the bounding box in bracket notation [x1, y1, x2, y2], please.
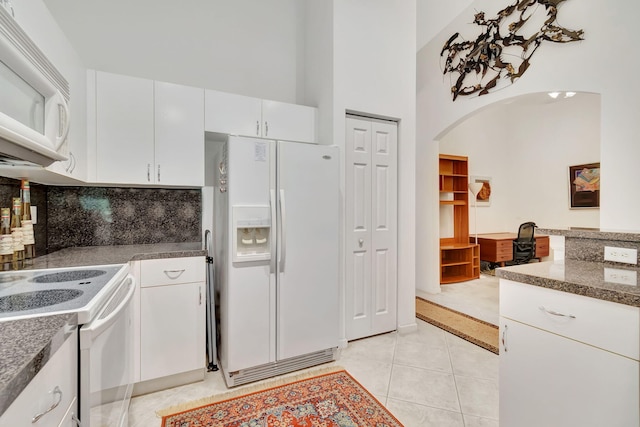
[205, 90, 317, 143]
[204, 90, 262, 137]
[90, 70, 204, 186]
[261, 99, 316, 143]
[154, 81, 204, 186]
[95, 71, 155, 185]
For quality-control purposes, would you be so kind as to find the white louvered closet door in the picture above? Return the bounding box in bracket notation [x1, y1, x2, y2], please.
[345, 116, 398, 341]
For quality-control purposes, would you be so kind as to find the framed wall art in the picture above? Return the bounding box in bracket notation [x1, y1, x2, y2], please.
[470, 176, 492, 207]
[569, 163, 600, 209]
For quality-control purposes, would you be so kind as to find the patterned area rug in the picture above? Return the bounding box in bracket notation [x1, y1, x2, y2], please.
[159, 368, 403, 426]
[416, 297, 499, 354]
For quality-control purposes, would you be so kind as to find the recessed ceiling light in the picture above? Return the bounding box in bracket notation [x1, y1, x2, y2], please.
[548, 92, 560, 99]
[564, 91, 576, 98]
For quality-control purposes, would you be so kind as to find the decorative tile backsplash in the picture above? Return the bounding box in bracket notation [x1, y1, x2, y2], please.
[0, 177, 202, 255]
[47, 186, 201, 252]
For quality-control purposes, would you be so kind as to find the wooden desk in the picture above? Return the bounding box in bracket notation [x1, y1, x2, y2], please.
[472, 233, 549, 266]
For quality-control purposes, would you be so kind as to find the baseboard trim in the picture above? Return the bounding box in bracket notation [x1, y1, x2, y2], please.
[397, 322, 418, 335]
[133, 368, 205, 396]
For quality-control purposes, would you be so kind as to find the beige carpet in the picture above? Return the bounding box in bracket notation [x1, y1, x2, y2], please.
[416, 297, 499, 354]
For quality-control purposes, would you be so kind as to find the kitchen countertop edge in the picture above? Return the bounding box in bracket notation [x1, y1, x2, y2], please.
[27, 242, 206, 269]
[0, 313, 77, 417]
[496, 260, 640, 307]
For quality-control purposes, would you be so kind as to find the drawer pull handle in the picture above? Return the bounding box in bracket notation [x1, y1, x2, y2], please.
[32, 386, 62, 423]
[539, 306, 576, 319]
[164, 269, 186, 280]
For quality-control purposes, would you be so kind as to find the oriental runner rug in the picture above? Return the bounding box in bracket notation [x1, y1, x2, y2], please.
[416, 297, 499, 354]
[159, 368, 403, 427]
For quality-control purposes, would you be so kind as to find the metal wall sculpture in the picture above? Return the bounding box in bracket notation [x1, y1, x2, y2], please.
[441, 0, 584, 101]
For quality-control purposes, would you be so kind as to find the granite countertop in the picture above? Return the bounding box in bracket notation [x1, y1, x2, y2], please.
[0, 313, 77, 417]
[537, 227, 640, 242]
[496, 259, 640, 307]
[0, 242, 206, 417]
[26, 242, 206, 270]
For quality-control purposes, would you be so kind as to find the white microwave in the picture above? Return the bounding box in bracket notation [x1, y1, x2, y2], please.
[0, 7, 69, 166]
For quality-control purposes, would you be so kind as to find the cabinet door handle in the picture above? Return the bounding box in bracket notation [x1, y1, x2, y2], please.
[256, 120, 260, 136]
[539, 306, 576, 319]
[199, 286, 202, 305]
[163, 269, 185, 280]
[147, 164, 151, 182]
[264, 121, 269, 136]
[70, 152, 76, 173]
[32, 386, 62, 423]
[157, 164, 161, 182]
[65, 152, 75, 173]
[502, 324, 508, 353]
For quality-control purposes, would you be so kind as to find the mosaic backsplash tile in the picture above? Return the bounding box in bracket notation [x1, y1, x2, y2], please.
[47, 187, 201, 252]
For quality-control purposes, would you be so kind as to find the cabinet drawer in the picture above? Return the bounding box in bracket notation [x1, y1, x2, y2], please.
[496, 240, 511, 251]
[140, 256, 205, 287]
[495, 241, 512, 261]
[535, 242, 549, 257]
[1, 329, 77, 426]
[500, 280, 639, 360]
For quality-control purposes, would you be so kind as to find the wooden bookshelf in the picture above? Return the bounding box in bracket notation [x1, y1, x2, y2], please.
[439, 154, 480, 283]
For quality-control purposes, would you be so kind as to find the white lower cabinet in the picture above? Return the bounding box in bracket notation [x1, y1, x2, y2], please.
[1, 328, 78, 426]
[499, 279, 640, 427]
[135, 256, 206, 382]
[57, 397, 78, 427]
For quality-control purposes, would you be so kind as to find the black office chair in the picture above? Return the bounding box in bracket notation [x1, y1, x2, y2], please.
[510, 222, 537, 265]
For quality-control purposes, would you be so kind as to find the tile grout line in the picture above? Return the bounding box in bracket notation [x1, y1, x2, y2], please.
[384, 330, 400, 406]
[444, 331, 467, 427]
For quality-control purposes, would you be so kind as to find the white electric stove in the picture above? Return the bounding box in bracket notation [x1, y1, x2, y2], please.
[0, 263, 135, 427]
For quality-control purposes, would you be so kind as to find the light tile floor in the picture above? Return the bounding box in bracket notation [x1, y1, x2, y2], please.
[416, 274, 499, 326]
[129, 275, 499, 427]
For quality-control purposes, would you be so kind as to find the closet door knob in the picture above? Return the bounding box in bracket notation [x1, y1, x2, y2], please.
[358, 239, 364, 248]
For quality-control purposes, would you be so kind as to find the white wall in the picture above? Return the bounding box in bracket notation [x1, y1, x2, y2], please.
[332, 0, 417, 334]
[417, 0, 640, 293]
[416, 0, 474, 51]
[42, 0, 301, 104]
[299, 1, 333, 145]
[301, 0, 419, 337]
[439, 92, 600, 236]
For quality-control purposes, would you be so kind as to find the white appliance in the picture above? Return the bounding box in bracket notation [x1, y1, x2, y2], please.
[0, 6, 69, 166]
[0, 264, 134, 426]
[213, 136, 339, 386]
[79, 272, 135, 427]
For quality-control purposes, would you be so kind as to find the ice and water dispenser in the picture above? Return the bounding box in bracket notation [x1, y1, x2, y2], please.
[232, 206, 271, 263]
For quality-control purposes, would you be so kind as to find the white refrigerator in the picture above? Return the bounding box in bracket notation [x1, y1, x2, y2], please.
[213, 136, 339, 386]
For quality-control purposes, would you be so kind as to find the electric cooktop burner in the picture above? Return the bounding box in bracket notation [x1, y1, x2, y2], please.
[30, 269, 106, 283]
[0, 264, 128, 323]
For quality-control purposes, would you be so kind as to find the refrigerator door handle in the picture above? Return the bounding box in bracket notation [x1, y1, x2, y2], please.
[270, 189, 277, 274]
[279, 189, 287, 273]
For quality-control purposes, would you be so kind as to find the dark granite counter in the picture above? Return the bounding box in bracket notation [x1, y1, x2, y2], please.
[0, 313, 77, 417]
[0, 242, 206, 417]
[26, 242, 206, 270]
[538, 227, 640, 242]
[496, 259, 640, 307]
